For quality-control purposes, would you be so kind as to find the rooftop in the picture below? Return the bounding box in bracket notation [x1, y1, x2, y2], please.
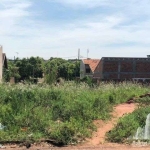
[102, 57, 150, 61]
[83, 59, 100, 72]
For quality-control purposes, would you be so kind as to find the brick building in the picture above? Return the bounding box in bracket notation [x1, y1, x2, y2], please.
[100, 57, 150, 81]
[80, 56, 150, 81]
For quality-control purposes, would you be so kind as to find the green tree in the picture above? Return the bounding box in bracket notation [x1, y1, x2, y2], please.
[15, 57, 44, 82]
[3, 60, 20, 82]
[43, 58, 80, 83]
[43, 58, 59, 84]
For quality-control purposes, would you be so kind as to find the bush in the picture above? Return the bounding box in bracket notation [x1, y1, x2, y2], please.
[107, 106, 150, 143]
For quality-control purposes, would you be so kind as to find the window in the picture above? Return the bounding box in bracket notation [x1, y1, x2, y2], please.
[86, 68, 91, 73]
[85, 64, 91, 73]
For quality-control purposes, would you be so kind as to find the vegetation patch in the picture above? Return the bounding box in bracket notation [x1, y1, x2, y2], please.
[107, 96, 150, 143]
[0, 82, 149, 145]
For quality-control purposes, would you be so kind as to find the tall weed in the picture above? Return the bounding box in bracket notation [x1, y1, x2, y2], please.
[0, 82, 149, 144]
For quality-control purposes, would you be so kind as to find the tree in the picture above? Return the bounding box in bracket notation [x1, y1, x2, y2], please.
[43, 58, 59, 84]
[3, 60, 20, 82]
[43, 58, 80, 83]
[15, 57, 44, 82]
[3, 57, 80, 84]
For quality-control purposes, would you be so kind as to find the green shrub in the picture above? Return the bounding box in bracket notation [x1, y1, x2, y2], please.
[107, 107, 150, 143]
[135, 96, 150, 106]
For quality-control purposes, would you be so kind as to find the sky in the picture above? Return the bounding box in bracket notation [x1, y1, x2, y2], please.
[0, 0, 150, 59]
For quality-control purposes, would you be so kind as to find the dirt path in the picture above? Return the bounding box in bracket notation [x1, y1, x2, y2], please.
[82, 103, 137, 146]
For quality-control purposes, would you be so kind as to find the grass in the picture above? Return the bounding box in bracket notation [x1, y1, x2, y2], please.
[106, 95, 150, 143]
[106, 106, 150, 143]
[0, 81, 149, 145]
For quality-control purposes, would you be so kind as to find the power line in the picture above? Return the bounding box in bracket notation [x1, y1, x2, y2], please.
[61, 55, 77, 58]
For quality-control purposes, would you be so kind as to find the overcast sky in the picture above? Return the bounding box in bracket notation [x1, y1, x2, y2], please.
[0, 0, 150, 59]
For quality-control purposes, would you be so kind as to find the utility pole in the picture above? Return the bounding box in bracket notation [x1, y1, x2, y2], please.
[16, 52, 19, 58]
[87, 49, 89, 58]
[78, 49, 80, 60]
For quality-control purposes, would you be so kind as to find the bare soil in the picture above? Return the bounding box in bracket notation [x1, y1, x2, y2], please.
[84, 103, 136, 146]
[2, 103, 150, 150]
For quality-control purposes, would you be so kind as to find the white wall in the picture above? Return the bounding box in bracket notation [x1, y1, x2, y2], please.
[0, 46, 2, 82]
[80, 60, 85, 79]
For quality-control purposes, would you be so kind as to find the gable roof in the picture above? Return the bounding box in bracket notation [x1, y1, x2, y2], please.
[83, 59, 100, 72]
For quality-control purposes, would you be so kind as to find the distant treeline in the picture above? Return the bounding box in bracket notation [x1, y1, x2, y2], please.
[3, 57, 80, 84]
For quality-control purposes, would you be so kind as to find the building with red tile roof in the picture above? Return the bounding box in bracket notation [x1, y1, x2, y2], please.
[80, 58, 101, 79]
[83, 59, 100, 73]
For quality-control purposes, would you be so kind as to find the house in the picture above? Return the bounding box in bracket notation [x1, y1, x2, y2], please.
[100, 57, 150, 81]
[0, 46, 8, 82]
[80, 59, 100, 79]
[80, 56, 150, 81]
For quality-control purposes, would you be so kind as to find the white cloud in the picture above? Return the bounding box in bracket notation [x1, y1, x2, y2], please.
[0, 0, 32, 35]
[1, 0, 150, 59]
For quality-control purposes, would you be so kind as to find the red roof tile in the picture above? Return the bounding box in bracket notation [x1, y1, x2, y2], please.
[83, 59, 100, 72]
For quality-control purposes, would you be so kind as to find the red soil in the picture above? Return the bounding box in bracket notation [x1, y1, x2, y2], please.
[84, 103, 137, 146]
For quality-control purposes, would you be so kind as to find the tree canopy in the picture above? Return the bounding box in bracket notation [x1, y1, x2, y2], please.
[4, 57, 80, 83]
